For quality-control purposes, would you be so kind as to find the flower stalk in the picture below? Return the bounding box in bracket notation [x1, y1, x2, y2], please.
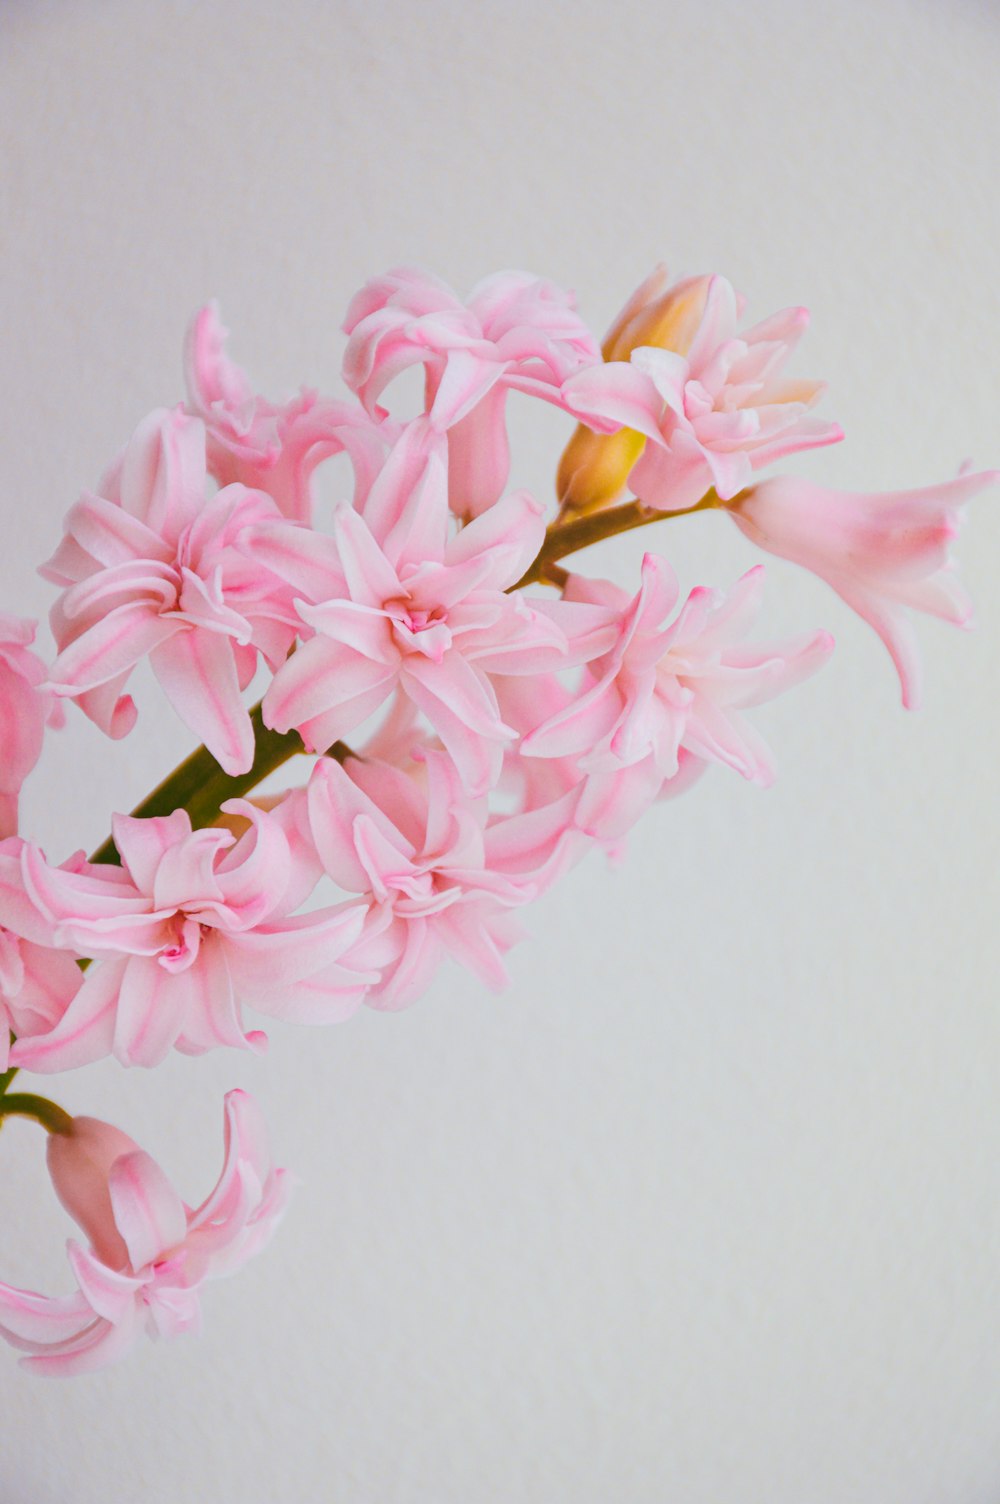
[0, 1093, 73, 1135]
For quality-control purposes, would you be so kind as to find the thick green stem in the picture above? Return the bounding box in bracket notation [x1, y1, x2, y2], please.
[0, 1093, 73, 1135]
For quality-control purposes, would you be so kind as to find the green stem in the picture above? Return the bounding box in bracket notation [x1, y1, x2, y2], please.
[0, 1061, 18, 1098]
[0, 1093, 73, 1135]
[513, 490, 723, 590]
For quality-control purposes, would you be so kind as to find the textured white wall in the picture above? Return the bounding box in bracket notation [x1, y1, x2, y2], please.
[2, 1, 1000, 1499]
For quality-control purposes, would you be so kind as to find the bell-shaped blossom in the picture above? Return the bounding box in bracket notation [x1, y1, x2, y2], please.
[521, 557, 833, 788]
[730, 469, 999, 709]
[342, 266, 601, 517]
[3, 804, 369, 1072]
[185, 302, 391, 523]
[258, 423, 613, 796]
[0, 616, 62, 838]
[0, 1090, 290, 1376]
[293, 750, 580, 1007]
[41, 408, 302, 773]
[563, 273, 842, 513]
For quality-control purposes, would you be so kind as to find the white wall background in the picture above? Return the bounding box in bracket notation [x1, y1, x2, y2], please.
[1, 1, 1000, 1499]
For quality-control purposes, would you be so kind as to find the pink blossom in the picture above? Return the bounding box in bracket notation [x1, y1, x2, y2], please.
[4, 804, 368, 1072]
[494, 672, 689, 848]
[295, 750, 582, 1007]
[0, 1090, 290, 1376]
[0, 616, 62, 839]
[342, 267, 601, 516]
[41, 407, 301, 773]
[521, 557, 833, 788]
[185, 302, 391, 523]
[730, 469, 999, 708]
[258, 423, 611, 796]
[564, 273, 841, 513]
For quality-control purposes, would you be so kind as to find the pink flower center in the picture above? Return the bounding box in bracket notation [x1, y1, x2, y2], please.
[158, 914, 208, 974]
[386, 863, 460, 916]
[384, 597, 452, 662]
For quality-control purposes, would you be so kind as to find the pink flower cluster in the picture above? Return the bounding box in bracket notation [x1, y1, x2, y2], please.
[0, 262, 994, 1375]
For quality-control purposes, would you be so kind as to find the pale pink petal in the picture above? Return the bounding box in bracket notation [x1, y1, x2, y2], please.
[111, 810, 192, 895]
[52, 494, 171, 571]
[66, 1243, 142, 1321]
[107, 1151, 188, 1270]
[111, 955, 189, 1067]
[150, 629, 255, 776]
[445, 383, 511, 518]
[428, 349, 505, 430]
[561, 360, 665, 439]
[0, 1284, 98, 1349]
[9, 958, 126, 1074]
[118, 408, 207, 541]
[333, 505, 404, 607]
[47, 605, 179, 696]
[444, 487, 547, 587]
[263, 635, 397, 745]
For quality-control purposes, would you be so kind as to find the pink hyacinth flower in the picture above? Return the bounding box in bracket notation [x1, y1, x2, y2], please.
[299, 752, 538, 1007]
[0, 1090, 290, 1376]
[258, 423, 609, 796]
[5, 804, 369, 1072]
[0, 616, 62, 839]
[522, 557, 833, 788]
[493, 672, 686, 848]
[185, 302, 391, 523]
[730, 469, 999, 709]
[342, 267, 601, 516]
[41, 407, 302, 774]
[564, 274, 842, 512]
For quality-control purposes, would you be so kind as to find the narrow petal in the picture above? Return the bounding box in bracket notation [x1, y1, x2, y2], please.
[47, 606, 179, 695]
[150, 629, 255, 776]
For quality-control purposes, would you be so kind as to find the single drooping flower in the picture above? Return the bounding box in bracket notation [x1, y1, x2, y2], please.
[257, 423, 614, 796]
[342, 266, 602, 517]
[729, 469, 999, 708]
[562, 271, 842, 514]
[40, 406, 303, 774]
[0, 616, 62, 839]
[521, 557, 833, 788]
[185, 302, 391, 524]
[3, 804, 369, 1072]
[0, 1090, 290, 1377]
